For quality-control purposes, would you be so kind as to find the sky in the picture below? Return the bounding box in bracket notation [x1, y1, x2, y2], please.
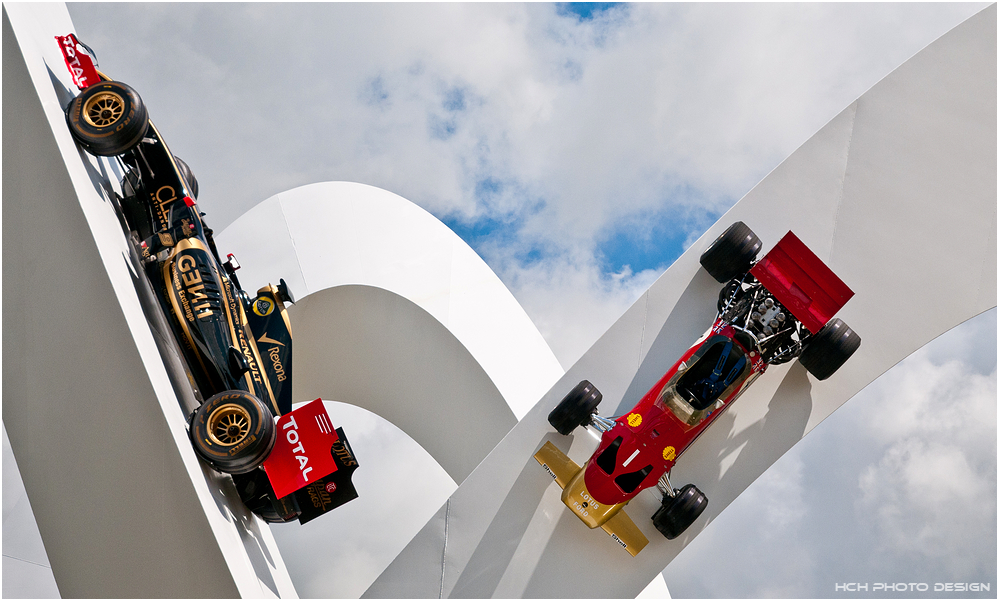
[3, 2, 994, 599]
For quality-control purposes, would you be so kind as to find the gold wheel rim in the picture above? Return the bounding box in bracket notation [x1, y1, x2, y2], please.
[82, 91, 125, 127]
[207, 403, 252, 446]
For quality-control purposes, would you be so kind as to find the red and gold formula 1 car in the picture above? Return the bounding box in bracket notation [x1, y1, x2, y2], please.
[58, 35, 357, 525]
[536, 221, 861, 555]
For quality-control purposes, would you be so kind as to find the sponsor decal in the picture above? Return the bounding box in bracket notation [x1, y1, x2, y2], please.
[610, 533, 628, 549]
[627, 413, 643, 428]
[294, 427, 360, 524]
[253, 297, 274, 317]
[332, 440, 358, 467]
[55, 34, 100, 89]
[152, 186, 176, 231]
[176, 252, 214, 320]
[257, 333, 284, 346]
[663, 446, 676, 461]
[541, 463, 558, 480]
[267, 346, 287, 382]
[263, 399, 340, 498]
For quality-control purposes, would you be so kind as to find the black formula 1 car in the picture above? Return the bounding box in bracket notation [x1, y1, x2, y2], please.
[58, 35, 357, 524]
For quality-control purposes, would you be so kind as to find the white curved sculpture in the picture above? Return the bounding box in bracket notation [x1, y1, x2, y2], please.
[288, 284, 516, 482]
[2, 4, 295, 597]
[217, 182, 565, 422]
[366, 6, 996, 598]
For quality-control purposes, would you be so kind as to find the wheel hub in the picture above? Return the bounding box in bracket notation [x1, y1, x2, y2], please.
[207, 403, 252, 446]
[82, 90, 125, 128]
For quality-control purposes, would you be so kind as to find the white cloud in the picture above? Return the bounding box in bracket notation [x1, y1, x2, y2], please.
[67, 5, 985, 370]
[853, 347, 997, 581]
[489, 249, 663, 367]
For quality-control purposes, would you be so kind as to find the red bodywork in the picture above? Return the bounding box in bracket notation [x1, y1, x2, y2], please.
[750, 231, 853, 334]
[581, 231, 853, 507]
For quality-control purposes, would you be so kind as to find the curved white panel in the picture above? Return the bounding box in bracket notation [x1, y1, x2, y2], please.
[217, 182, 565, 420]
[366, 7, 996, 598]
[288, 284, 517, 482]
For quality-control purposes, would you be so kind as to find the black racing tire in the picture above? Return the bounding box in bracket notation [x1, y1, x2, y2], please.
[699, 221, 763, 283]
[548, 380, 602, 435]
[174, 156, 199, 199]
[232, 470, 301, 523]
[798, 318, 861, 380]
[652, 483, 708, 540]
[189, 390, 277, 475]
[65, 80, 148, 156]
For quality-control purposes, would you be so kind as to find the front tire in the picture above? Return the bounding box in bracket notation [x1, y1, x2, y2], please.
[699, 221, 763, 283]
[548, 380, 602, 435]
[798, 318, 861, 380]
[189, 390, 277, 475]
[65, 80, 149, 156]
[652, 483, 708, 539]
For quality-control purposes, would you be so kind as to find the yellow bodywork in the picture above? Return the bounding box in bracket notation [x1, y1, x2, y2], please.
[534, 441, 649, 556]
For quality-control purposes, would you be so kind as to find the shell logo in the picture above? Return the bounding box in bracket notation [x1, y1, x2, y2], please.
[627, 413, 642, 428]
[663, 446, 676, 461]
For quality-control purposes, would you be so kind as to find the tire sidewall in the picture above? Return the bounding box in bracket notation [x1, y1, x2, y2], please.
[66, 81, 148, 156]
[190, 390, 277, 474]
[700, 221, 762, 283]
[799, 318, 860, 380]
[654, 484, 708, 539]
[548, 380, 602, 435]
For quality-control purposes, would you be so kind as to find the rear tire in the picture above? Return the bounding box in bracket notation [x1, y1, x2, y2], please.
[174, 156, 199, 199]
[65, 80, 148, 156]
[189, 390, 277, 475]
[699, 221, 762, 283]
[652, 483, 708, 539]
[232, 469, 301, 523]
[548, 380, 602, 435]
[798, 318, 861, 380]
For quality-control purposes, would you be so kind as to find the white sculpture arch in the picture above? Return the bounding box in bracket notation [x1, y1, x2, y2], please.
[217, 182, 565, 422]
[287, 284, 516, 483]
[366, 6, 996, 598]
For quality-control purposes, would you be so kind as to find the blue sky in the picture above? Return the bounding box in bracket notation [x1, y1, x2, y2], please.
[5, 3, 993, 598]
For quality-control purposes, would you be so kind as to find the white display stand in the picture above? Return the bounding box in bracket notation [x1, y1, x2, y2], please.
[3, 4, 296, 597]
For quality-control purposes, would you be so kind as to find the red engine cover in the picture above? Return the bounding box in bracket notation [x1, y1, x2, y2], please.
[750, 231, 853, 333]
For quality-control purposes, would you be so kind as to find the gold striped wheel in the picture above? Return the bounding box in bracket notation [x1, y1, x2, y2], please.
[82, 90, 125, 127]
[207, 403, 252, 446]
